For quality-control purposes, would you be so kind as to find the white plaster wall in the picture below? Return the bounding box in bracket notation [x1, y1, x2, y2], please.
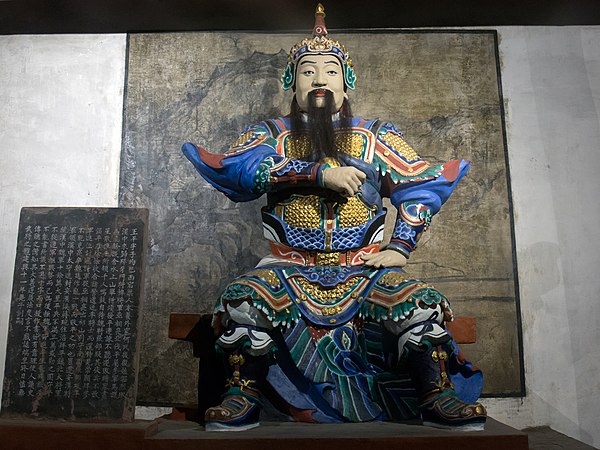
[0, 35, 126, 405]
[0, 27, 599, 449]
[482, 26, 600, 449]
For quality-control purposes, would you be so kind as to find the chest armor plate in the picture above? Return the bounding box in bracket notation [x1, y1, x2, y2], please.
[274, 127, 378, 229]
[276, 127, 376, 162]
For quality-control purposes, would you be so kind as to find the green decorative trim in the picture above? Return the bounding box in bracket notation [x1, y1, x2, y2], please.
[317, 337, 347, 376]
[313, 357, 329, 383]
[220, 283, 256, 301]
[281, 63, 295, 90]
[344, 63, 356, 90]
[219, 281, 301, 327]
[360, 284, 448, 322]
[372, 154, 444, 184]
[411, 287, 447, 306]
[253, 156, 275, 193]
[419, 208, 433, 227]
[289, 326, 312, 363]
[339, 376, 353, 419]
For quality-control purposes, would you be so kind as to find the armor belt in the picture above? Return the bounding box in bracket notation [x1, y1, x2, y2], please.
[269, 242, 380, 266]
[261, 209, 387, 252]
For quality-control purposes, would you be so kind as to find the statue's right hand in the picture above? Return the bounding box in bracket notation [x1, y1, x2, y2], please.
[322, 166, 367, 196]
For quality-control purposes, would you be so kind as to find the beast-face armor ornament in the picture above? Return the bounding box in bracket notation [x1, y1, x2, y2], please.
[183, 3, 486, 432]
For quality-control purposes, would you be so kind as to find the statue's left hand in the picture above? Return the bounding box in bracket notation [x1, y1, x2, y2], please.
[361, 249, 407, 268]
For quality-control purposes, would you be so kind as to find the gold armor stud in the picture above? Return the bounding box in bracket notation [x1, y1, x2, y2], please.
[322, 305, 342, 316]
[334, 132, 366, 159]
[249, 269, 280, 287]
[285, 134, 311, 159]
[431, 350, 448, 362]
[295, 277, 360, 304]
[379, 272, 408, 286]
[315, 251, 341, 266]
[380, 131, 420, 161]
[337, 196, 372, 227]
[320, 156, 341, 167]
[282, 195, 322, 228]
[228, 354, 245, 366]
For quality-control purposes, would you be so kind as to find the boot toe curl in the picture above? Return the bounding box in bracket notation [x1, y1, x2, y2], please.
[205, 395, 261, 432]
[420, 391, 487, 431]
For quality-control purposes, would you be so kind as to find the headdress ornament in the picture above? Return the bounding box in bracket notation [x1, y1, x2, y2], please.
[281, 4, 356, 91]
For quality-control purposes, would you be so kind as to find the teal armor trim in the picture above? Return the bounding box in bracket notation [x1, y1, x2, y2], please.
[254, 156, 276, 193]
[281, 64, 295, 90]
[216, 266, 453, 330]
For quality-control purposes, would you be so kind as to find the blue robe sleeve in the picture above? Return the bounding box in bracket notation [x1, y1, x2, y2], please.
[386, 159, 470, 257]
[182, 124, 326, 203]
[373, 123, 470, 257]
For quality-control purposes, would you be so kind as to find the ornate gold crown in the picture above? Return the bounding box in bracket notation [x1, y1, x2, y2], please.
[281, 4, 356, 91]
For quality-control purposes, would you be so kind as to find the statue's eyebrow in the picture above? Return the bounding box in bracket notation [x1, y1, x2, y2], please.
[299, 59, 340, 67]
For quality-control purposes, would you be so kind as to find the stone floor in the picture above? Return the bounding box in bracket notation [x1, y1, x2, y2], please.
[151, 418, 599, 449]
[1, 416, 596, 449]
[150, 407, 600, 450]
[525, 426, 597, 449]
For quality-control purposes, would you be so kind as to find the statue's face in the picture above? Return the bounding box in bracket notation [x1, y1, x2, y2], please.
[295, 54, 347, 112]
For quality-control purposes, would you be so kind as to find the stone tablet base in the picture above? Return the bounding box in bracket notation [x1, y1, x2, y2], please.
[0, 417, 527, 450]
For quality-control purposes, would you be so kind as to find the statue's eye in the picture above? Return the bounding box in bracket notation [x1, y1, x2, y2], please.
[301, 70, 315, 76]
[327, 70, 338, 75]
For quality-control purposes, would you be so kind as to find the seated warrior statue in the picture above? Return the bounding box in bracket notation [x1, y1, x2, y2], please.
[183, 3, 487, 432]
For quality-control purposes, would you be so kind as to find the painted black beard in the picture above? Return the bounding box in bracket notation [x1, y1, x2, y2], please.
[290, 91, 353, 163]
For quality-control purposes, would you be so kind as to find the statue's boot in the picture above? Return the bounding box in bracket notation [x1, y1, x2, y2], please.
[205, 352, 266, 431]
[407, 346, 487, 431]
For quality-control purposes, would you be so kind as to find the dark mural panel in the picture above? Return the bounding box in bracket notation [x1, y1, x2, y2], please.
[120, 31, 522, 405]
[1, 207, 147, 420]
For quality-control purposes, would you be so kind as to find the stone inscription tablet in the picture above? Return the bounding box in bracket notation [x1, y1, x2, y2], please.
[1, 207, 148, 421]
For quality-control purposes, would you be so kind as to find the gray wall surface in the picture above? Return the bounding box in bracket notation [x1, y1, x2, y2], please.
[484, 27, 600, 449]
[0, 33, 126, 410]
[0, 27, 599, 448]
